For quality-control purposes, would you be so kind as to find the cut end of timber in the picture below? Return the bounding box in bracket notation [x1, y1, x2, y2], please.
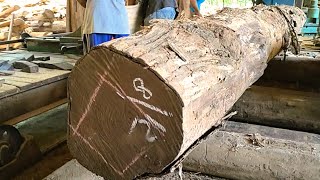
[68, 47, 183, 179]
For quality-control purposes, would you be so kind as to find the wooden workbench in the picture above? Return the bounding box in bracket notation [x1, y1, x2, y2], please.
[0, 50, 79, 123]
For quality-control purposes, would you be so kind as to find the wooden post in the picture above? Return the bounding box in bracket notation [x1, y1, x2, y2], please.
[183, 121, 320, 180]
[67, 5, 306, 179]
[67, 0, 86, 32]
[6, 14, 14, 51]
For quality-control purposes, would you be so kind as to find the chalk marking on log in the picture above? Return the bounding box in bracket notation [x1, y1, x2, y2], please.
[73, 74, 105, 135]
[130, 117, 157, 142]
[133, 78, 152, 100]
[121, 147, 149, 174]
[69, 125, 124, 176]
[100, 73, 173, 119]
[126, 96, 172, 117]
[129, 118, 138, 134]
[129, 115, 166, 142]
[71, 124, 151, 175]
[73, 72, 125, 135]
[145, 114, 166, 133]
[116, 91, 125, 99]
[74, 71, 168, 141]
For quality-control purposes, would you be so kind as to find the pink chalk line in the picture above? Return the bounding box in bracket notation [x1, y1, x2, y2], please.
[70, 124, 149, 176]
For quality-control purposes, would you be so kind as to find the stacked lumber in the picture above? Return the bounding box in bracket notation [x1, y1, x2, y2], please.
[0, 0, 66, 50]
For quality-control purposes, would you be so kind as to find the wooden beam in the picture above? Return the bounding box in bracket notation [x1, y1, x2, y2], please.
[4, 99, 67, 126]
[183, 121, 320, 180]
[0, 80, 67, 123]
[232, 85, 320, 134]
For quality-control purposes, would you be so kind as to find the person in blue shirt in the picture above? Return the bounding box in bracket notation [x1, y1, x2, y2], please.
[191, 0, 204, 16]
[196, 0, 205, 9]
[82, 0, 130, 54]
[144, 0, 177, 26]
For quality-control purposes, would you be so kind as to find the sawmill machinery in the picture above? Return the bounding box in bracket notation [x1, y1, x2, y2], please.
[301, 0, 320, 35]
[256, 0, 320, 36]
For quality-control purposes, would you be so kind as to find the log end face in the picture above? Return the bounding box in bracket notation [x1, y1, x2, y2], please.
[68, 48, 183, 179]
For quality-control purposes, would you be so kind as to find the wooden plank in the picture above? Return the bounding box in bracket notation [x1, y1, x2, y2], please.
[183, 121, 320, 180]
[0, 50, 80, 64]
[15, 104, 68, 153]
[0, 77, 4, 86]
[0, 53, 34, 61]
[0, 68, 69, 92]
[0, 83, 19, 97]
[4, 99, 67, 126]
[232, 85, 320, 134]
[0, 79, 67, 123]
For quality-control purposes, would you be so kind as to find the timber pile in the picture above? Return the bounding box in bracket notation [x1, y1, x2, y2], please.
[0, 0, 66, 49]
[67, 5, 306, 179]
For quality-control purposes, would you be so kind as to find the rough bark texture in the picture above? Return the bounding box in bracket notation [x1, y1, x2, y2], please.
[68, 5, 306, 179]
[183, 121, 320, 180]
[232, 85, 320, 134]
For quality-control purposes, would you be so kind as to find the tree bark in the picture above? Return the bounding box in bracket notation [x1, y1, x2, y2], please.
[67, 5, 306, 180]
[232, 85, 320, 134]
[183, 121, 320, 180]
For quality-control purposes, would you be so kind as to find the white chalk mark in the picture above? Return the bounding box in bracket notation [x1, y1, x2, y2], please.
[73, 75, 104, 135]
[137, 119, 157, 142]
[116, 91, 125, 99]
[121, 147, 149, 173]
[133, 78, 152, 100]
[69, 125, 124, 176]
[126, 96, 171, 117]
[129, 118, 138, 135]
[145, 114, 166, 133]
[129, 115, 166, 142]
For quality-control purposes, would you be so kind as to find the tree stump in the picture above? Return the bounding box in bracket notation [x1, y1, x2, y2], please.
[68, 5, 306, 179]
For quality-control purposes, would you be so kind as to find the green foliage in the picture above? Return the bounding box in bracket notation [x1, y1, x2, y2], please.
[205, 0, 253, 7]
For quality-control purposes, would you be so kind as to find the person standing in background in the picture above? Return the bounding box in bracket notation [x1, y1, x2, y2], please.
[190, 0, 204, 16]
[82, 0, 130, 54]
[144, 0, 178, 26]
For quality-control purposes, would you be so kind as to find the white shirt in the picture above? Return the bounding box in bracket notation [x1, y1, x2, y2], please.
[82, 0, 130, 35]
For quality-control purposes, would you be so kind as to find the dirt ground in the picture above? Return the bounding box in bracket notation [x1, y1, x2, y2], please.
[12, 143, 225, 180]
[12, 143, 73, 180]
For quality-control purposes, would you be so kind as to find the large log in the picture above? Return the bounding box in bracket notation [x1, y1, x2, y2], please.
[68, 5, 306, 179]
[232, 85, 320, 134]
[0, 18, 25, 28]
[183, 121, 320, 180]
